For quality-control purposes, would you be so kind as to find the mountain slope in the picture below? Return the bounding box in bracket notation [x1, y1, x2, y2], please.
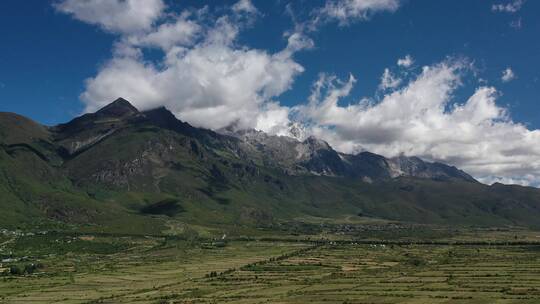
[1, 98, 539, 232]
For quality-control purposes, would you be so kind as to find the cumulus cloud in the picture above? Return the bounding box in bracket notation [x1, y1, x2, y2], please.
[57, 0, 304, 132]
[54, 0, 166, 34]
[314, 0, 401, 26]
[295, 60, 540, 186]
[397, 55, 414, 68]
[491, 0, 525, 13]
[255, 102, 293, 136]
[125, 12, 201, 50]
[501, 67, 516, 82]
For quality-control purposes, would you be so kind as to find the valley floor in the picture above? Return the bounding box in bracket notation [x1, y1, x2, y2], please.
[1, 230, 540, 304]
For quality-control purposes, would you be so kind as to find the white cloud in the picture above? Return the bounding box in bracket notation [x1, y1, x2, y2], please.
[232, 0, 259, 15]
[315, 0, 401, 25]
[501, 67, 516, 82]
[492, 0, 525, 13]
[379, 68, 402, 90]
[478, 175, 537, 187]
[54, 0, 166, 34]
[255, 102, 293, 137]
[279, 32, 315, 59]
[295, 60, 540, 186]
[397, 55, 414, 68]
[126, 12, 201, 50]
[65, 1, 304, 132]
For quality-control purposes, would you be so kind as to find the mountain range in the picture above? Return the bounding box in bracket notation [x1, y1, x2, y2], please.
[1, 98, 539, 233]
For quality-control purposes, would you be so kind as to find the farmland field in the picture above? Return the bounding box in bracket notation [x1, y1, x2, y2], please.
[1, 229, 540, 304]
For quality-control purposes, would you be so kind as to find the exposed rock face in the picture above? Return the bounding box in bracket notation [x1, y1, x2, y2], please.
[287, 122, 308, 141]
[388, 155, 476, 182]
[64, 129, 116, 156]
[220, 127, 476, 182]
[298, 136, 346, 176]
[51, 98, 143, 156]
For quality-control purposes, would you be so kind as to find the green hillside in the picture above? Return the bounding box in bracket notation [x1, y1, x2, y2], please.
[1, 99, 539, 234]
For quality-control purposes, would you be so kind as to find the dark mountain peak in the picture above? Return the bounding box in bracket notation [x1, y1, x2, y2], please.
[52, 98, 140, 138]
[143, 106, 174, 119]
[303, 135, 331, 150]
[141, 106, 196, 134]
[355, 151, 385, 159]
[96, 97, 139, 118]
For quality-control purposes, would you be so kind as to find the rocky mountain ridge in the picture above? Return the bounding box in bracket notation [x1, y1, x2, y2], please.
[219, 125, 476, 182]
[1, 97, 540, 232]
[48, 98, 476, 185]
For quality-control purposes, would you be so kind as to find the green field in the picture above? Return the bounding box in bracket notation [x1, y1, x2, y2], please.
[1, 229, 540, 304]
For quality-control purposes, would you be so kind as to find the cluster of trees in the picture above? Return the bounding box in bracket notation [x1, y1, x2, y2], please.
[206, 271, 218, 278]
[3, 263, 44, 276]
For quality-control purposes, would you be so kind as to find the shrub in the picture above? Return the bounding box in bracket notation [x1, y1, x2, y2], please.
[24, 264, 38, 274]
[9, 266, 23, 275]
[406, 256, 427, 267]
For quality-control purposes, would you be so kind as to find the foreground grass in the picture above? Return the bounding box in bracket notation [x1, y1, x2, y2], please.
[1, 232, 540, 303]
[0, 237, 307, 303]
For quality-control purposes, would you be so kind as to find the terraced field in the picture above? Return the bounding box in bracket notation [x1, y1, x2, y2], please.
[2, 235, 540, 304]
[160, 243, 540, 304]
[0, 239, 306, 303]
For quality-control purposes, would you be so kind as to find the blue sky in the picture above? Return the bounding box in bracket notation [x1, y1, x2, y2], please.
[1, 0, 540, 185]
[1, 0, 538, 126]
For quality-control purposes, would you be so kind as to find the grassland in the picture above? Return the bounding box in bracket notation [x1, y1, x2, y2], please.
[1, 227, 540, 304]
